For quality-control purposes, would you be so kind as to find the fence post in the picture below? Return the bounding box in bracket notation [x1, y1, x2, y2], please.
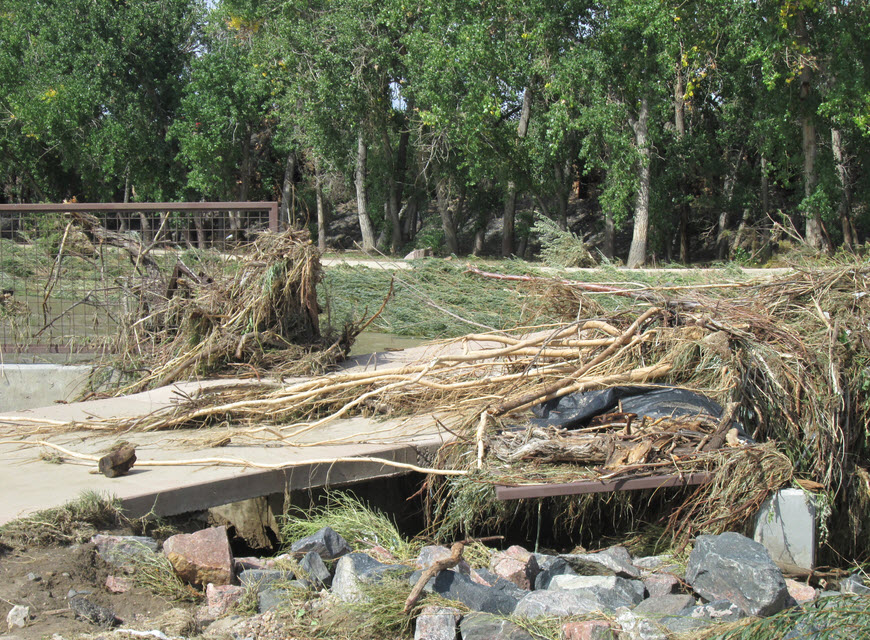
[269, 202, 279, 232]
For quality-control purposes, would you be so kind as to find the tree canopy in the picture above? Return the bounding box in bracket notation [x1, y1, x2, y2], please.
[2, 0, 869, 263]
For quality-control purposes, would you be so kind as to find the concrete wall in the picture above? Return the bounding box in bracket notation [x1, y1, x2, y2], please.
[0, 364, 95, 411]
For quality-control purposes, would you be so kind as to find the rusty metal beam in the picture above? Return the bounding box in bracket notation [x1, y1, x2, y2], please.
[0, 201, 278, 214]
[495, 472, 712, 500]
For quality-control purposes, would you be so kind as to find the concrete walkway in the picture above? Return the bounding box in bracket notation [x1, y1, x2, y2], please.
[0, 340, 472, 525]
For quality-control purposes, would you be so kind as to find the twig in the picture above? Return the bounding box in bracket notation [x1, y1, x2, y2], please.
[404, 541, 465, 613]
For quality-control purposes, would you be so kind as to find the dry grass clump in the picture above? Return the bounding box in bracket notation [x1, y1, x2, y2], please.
[109, 227, 338, 393]
[0, 490, 124, 547]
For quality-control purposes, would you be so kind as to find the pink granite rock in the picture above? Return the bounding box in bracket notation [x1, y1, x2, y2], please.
[365, 544, 398, 564]
[490, 549, 539, 590]
[234, 556, 276, 572]
[105, 575, 132, 593]
[206, 583, 245, 617]
[562, 620, 615, 640]
[785, 578, 817, 604]
[414, 605, 460, 640]
[643, 572, 680, 597]
[164, 526, 234, 587]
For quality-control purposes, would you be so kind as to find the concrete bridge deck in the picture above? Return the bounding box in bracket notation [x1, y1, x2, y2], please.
[0, 343, 463, 525]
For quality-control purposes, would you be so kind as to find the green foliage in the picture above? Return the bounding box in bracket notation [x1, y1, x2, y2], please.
[532, 214, 595, 268]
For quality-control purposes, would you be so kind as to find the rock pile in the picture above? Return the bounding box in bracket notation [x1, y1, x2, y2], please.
[85, 525, 866, 640]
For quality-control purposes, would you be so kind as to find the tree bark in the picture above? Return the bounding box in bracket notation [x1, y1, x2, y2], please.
[796, 10, 828, 252]
[436, 175, 460, 255]
[502, 86, 533, 257]
[717, 147, 743, 259]
[314, 157, 328, 253]
[627, 97, 651, 269]
[760, 155, 770, 216]
[355, 131, 377, 252]
[831, 128, 856, 248]
[554, 159, 571, 231]
[674, 58, 689, 263]
[603, 209, 615, 260]
[280, 150, 298, 227]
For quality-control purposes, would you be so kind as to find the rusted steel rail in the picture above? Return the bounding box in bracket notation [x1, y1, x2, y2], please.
[495, 471, 712, 500]
[0, 201, 279, 231]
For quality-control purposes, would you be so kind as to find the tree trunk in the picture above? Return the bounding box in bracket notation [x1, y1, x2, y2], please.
[717, 147, 743, 260]
[796, 10, 828, 252]
[831, 128, 856, 248]
[603, 209, 615, 260]
[280, 150, 297, 227]
[761, 155, 770, 216]
[674, 58, 689, 263]
[553, 159, 570, 231]
[436, 175, 461, 255]
[315, 158, 328, 252]
[355, 131, 377, 252]
[194, 212, 205, 250]
[627, 97, 651, 269]
[502, 86, 533, 257]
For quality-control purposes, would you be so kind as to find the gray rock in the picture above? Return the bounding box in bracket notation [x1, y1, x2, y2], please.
[25, 572, 40, 582]
[299, 550, 332, 589]
[615, 608, 668, 640]
[642, 573, 680, 597]
[840, 574, 870, 595]
[470, 568, 526, 596]
[6, 605, 30, 630]
[410, 569, 519, 615]
[460, 613, 533, 640]
[417, 545, 471, 574]
[69, 596, 117, 628]
[290, 526, 351, 560]
[632, 594, 696, 617]
[689, 599, 745, 623]
[532, 555, 576, 590]
[686, 532, 790, 617]
[561, 549, 640, 579]
[513, 590, 601, 618]
[632, 555, 672, 572]
[332, 552, 409, 603]
[414, 606, 460, 640]
[548, 574, 646, 610]
[91, 534, 159, 570]
[238, 569, 297, 592]
[258, 586, 303, 612]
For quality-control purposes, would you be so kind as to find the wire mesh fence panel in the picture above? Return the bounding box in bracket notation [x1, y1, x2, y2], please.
[0, 207, 276, 362]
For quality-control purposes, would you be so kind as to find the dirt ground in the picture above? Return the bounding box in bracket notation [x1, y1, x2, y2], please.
[0, 540, 199, 639]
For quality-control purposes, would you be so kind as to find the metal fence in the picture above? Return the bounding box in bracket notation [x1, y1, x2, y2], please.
[0, 203, 278, 362]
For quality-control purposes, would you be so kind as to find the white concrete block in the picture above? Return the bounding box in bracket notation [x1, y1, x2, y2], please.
[753, 488, 817, 571]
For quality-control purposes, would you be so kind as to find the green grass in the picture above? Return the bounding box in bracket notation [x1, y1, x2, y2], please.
[280, 492, 422, 564]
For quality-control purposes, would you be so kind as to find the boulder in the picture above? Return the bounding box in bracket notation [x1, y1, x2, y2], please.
[290, 526, 351, 561]
[642, 573, 680, 598]
[532, 555, 576, 590]
[469, 568, 526, 596]
[164, 526, 233, 587]
[632, 594, 695, 617]
[332, 552, 409, 603]
[840, 574, 870, 595]
[685, 532, 789, 616]
[459, 612, 533, 640]
[299, 550, 332, 589]
[206, 583, 245, 618]
[234, 556, 277, 572]
[258, 587, 299, 612]
[632, 555, 671, 572]
[562, 620, 614, 640]
[548, 574, 646, 610]
[105, 575, 132, 593]
[614, 609, 668, 640]
[561, 548, 640, 579]
[689, 599, 745, 623]
[410, 569, 519, 615]
[490, 547, 538, 590]
[414, 605, 460, 640]
[416, 545, 470, 574]
[785, 578, 817, 604]
[91, 534, 159, 570]
[6, 605, 30, 631]
[513, 591, 601, 618]
[238, 569, 298, 593]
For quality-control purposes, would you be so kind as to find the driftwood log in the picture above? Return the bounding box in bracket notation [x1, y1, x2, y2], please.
[98, 445, 136, 478]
